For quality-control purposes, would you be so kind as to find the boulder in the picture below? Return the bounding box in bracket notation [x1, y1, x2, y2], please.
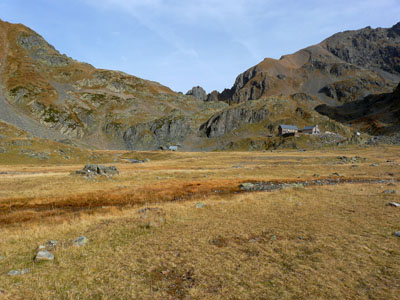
[75, 165, 119, 176]
[388, 202, 400, 207]
[34, 251, 54, 262]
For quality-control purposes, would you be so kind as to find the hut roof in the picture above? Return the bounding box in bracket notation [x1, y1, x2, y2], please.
[302, 125, 317, 130]
[279, 124, 298, 130]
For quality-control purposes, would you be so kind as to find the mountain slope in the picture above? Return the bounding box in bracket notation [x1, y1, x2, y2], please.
[0, 20, 228, 150]
[315, 83, 400, 135]
[212, 23, 400, 105]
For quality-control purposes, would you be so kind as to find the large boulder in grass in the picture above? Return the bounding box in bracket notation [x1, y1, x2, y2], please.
[75, 164, 119, 176]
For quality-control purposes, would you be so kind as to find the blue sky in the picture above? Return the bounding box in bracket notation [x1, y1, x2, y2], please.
[0, 0, 399, 93]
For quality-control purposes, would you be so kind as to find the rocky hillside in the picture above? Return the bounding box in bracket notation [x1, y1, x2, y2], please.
[210, 23, 400, 105]
[0, 19, 398, 151]
[0, 20, 228, 150]
[316, 83, 400, 135]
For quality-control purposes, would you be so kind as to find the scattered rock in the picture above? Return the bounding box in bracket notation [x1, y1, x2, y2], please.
[0, 255, 4, 260]
[195, 202, 206, 208]
[394, 232, 400, 237]
[330, 172, 341, 176]
[388, 202, 400, 207]
[232, 165, 243, 168]
[128, 158, 149, 164]
[0, 147, 7, 153]
[38, 240, 59, 251]
[7, 269, 29, 276]
[370, 163, 379, 167]
[383, 189, 396, 194]
[313, 174, 320, 177]
[73, 236, 89, 247]
[75, 165, 119, 177]
[34, 251, 54, 262]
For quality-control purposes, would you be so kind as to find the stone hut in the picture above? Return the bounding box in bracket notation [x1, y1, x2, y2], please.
[278, 125, 298, 136]
[301, 125, 320, 135]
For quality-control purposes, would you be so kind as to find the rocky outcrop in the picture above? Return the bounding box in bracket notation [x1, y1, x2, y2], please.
[186, 86, 207, 101]
[322, 22, 400, 77]
[200, 104, 269, 138]
[315, 82, 400, 134]
[123, 115, 194, 150]
[212, 23, 400, 105]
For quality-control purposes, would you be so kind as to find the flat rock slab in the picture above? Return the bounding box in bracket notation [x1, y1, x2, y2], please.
[7, 269, 30, 276]
[383, 189, 396, 194]
[195, 202, 206, 208]
[394, 232, 400, 237]
[389, 202, 400, 207]
[34, 250, 54, 262]
[73, 236, 89, 246]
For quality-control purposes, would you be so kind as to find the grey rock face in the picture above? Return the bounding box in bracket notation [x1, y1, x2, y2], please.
[186, 86, 207, 101]
[73, 236, 89, 246]
[34, 251, 54, 262]
[394, 231, 400, 237]
[206, 90, 220, 102]
[323, 22, 400, 76]
[200, 104, 269, 138]
[388, 202, 400, 207]
[123, 116, 193, 150]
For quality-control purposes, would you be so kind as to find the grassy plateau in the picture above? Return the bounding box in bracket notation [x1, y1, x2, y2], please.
[0, 146, 399, 299]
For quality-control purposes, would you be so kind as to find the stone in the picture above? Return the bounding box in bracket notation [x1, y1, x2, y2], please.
[73, 236, 89, 246]
[7, 269, 30, 276]
[38, 240, 59, 251]
[195, 202, 206, 208]
[0, 255, 4, 260]
[388, 202, 400, 207]
[383, 189, 396, 194]
[34, 251, 54, 262]
[240, 182, 255, 191]
[75, 165, 119, 176]
[128, 158, 149, 164]
[232, 165, 243, 168]
[394, 232, 400, 237]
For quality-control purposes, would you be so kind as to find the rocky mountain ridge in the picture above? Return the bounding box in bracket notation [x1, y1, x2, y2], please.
[0, 19, 399, 151]
[206, 22, 400, 105]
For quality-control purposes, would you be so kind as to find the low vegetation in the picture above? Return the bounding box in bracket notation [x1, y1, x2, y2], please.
[0, 145, 399, 299]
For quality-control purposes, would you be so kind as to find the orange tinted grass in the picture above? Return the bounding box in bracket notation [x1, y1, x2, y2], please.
[0, 178, 242, 225]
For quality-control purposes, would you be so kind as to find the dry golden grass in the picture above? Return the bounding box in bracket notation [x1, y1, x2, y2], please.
[0, 146, 399, 299]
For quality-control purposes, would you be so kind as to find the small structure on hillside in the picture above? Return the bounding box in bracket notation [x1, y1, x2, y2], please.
[301, 125, 320, 135]
[278, 124, 299, 136]
[169, 145, 178, 151]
